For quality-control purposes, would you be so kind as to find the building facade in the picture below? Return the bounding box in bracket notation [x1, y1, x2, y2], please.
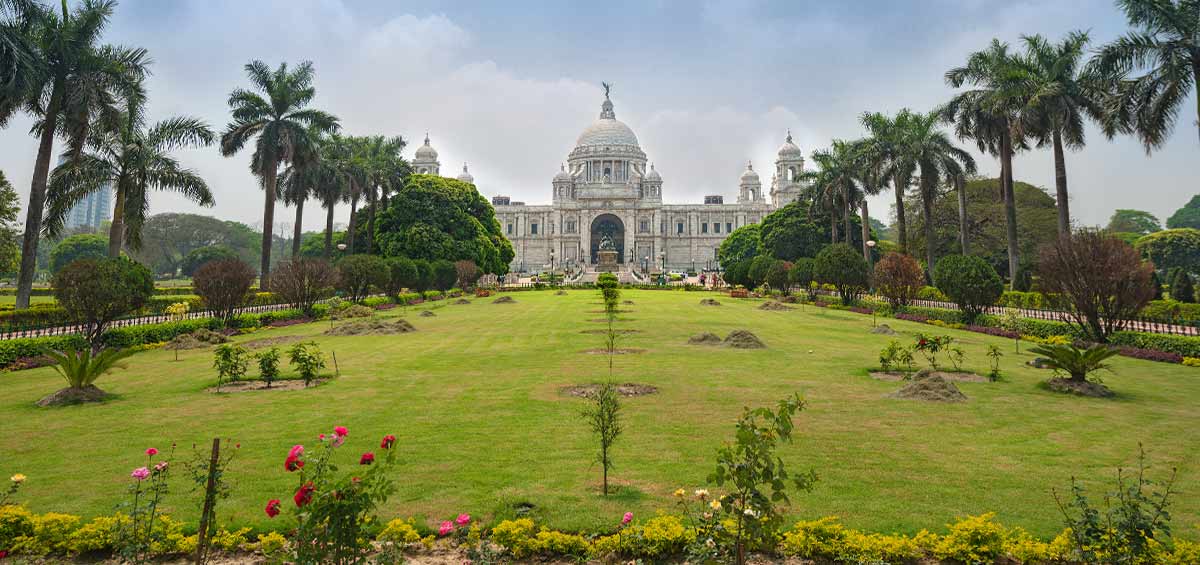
[57, 157, 112, 231]
[421, 92, 808, 272]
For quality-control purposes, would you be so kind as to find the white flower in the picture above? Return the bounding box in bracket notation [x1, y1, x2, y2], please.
[694, 489, 709, 499]
[705, 538, 716, 548]
[743, 508, 758, 518]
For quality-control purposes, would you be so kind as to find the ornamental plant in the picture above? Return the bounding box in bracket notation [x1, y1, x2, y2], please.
[116, 447, 174, 564]
[211, 344, 249, 392]
[183, 439, 240, 564]
[288, 342, 326, 387]
[1039, 230, 1155, 342]
[266, 425, 400, 564]
[932, 254, 1003, 324]
[708, 394, 818, 565]
[53, 257, 154, 353]
[913, 334, 954, 371]
[193, 259, 257, 327]
[257, 348, 281, 388]
[874, 252, 925, 307]
[582, 382, 622, 496]
[814, 244, 869, 305]
[986, 345, 1003, 381]
[2, 473, 24, 506]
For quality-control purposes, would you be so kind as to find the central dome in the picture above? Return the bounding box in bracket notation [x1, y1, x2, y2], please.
[576, 118, 639, 148]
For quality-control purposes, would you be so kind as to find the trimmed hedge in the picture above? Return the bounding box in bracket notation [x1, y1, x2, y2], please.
[1109, 331, 1200, 358]
[0, 334, 87, 367]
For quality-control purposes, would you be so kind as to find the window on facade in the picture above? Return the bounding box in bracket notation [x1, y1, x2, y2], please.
[726, 222, 733, 233]
[660, 220, 666, 234]
[567, 220, 575, 233]
[701, 223, 708, 234]
[714, 222, 721, 234]
[676, 222, 684, 234]
[531, 223, 538, 235]
[640, 220, 649, 233]
[507, 223, 512, 235]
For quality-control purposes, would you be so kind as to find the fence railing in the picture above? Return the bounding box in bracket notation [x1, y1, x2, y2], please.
[0, 302, 296, 341]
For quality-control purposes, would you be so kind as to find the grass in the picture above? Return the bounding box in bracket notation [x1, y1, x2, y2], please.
[0, 295, 58, 306]
[1, 289, 1197, 539]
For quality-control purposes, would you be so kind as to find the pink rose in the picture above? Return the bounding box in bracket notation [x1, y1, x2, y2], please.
[145, 447, 158, 457]
[334, 426, 348, 437]
[438, 521, 454, 536]
[455, 513, 471, 527]
[131, 467, 150, 481]
[288, 445, 304, 458]
[622, 512, 633, 525]
[154, 461, 168, 473]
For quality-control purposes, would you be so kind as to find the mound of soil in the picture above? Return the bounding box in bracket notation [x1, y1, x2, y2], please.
[1027, 357, 1054, 369]
[242, 335, 303, 349]
[208, 379, 327, 393]
[871, 369, 987, 383]
[870, 324, 897, 335]
[37, 385, 111, 407]
[779, 295, 799, 303]
[561, 383, 659, 398]
[420, 310, 436, 317]
[555, 290, 568, 296]
[334, 304, 375, 319]
[583, 348, 645, 355]
[166, 328, 229, 350]
[453, 298, 472, 305]
[1045, 378, 1114, 398]
[758, 301, 793, 311]
[580, 329, 641, 335]
[724, 330, 766, 349]
[688, 332, 723, 345]
[889, 374, 967, 402]
[622, 300, 634, 305]
[493, 296, 516, 304]
[699, 298, 721, 306]
[324, 318, 417, 336]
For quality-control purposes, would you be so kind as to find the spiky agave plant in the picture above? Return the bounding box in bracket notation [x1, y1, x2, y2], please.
[1027, 343, 1118, 382]
[44, 346, 134, 389]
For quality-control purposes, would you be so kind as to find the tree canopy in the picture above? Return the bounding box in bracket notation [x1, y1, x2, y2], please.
[758, 201, 825, 261]
[126, 213, 260, 276]
[1135, 228, 1200, 275]
[717, 224, 761, 268]
[1167, 195, 1200, 230]
[375, 174, 514, 275]
[1106, 209, 1161, 235]
[50, 234, 108, 274]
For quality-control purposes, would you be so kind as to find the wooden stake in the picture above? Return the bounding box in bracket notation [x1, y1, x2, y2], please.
[195, 438, 220, 565]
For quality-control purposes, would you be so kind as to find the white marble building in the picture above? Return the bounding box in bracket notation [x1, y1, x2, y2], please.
[418, 92, 808, 272]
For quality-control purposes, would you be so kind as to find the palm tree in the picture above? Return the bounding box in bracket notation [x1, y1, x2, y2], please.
[0, 0, 38, 106]
[848, 137, 888, 262]
[311, 138, 344, 258]
[860, 111, 911, 254]
[357, 135, 405, 254]
[941, 39, 1026, 288]
[220, 60, 338, 287]
[45, 92, 215, 257]
[885, 110, 976, 276]
[0, 0, 147, 309]
[801, 141, 858, 244]
[279, 131, 326, 259]
[1091, 0, 1200, 151]
[1009, 31, 1104, 237]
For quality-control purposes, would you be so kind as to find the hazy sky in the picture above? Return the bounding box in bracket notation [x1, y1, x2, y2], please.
[0, 0, 1196, 234]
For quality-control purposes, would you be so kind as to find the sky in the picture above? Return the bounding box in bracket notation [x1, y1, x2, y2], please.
[0, 0, 1196, 235]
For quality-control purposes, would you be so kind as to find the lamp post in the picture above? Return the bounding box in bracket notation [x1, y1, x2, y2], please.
[549, 249, 556, 286]
[865, 240, 877, 299]
[658, 251, 666, 286]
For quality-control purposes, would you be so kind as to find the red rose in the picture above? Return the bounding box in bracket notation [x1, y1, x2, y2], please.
[380, 434, 396, 450]
[294, 482, 315, 507]
[265, 499, 281, 518]
[285, 454, 304, 472]
[360, 452, 375, 465]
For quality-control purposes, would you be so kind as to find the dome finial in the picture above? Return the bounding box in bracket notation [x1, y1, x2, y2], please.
[786, 129, 792, 143]
[462, 162, 469, 172]
[424, 131, 431, 145]
[599, 82, 615, 119]
[747, 160, 753, 170]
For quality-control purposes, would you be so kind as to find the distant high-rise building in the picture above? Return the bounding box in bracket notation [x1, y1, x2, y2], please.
[57, 157, 112, 231]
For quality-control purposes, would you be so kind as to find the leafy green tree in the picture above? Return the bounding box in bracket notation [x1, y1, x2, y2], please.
[298, 230, 345, 258]
[431, 259, 457, 291]
[1106, 209, 1161, 235]
[723, 260, 751, 288]
[219, 60, 339, 288]
[1091, 0, 1200, 151]
[53, 257, 154, 352]
[1135, 228, 1200, 275]
[746, 255, 775, 288]
[763, 259, 790, 292]
[933, 254, 1004, 324]
[788, 258, 816, 299]
[411, 258, 432, 292]
[1172, 272, 1195, 303]
[50, 234, 107, 273]
[814, 243, 870, 305]
[126, 213, 259, 276]
[1166, 195, 1200, 229]
[756, 201, 824, 261]
[3, 0, 149, 309]
[336, 254, 388, 302]
[385, 256, 418, 296]
[181, 246, 236, 277]
[45, 93, 214, 257]
[717, 224, 760, 267]
[582, 382, 622, 496]
[375, 174, 514, 274]
[0, 170, 22, 274]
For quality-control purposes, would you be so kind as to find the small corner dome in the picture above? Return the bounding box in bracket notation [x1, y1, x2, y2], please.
[645, 164, 661, 181]
[777, 130, 802, 158]
[456, 163, 474, 183]
[415, 133, 438, 159]
[740, 161, 760, 182]
[554, 164, 573, 182]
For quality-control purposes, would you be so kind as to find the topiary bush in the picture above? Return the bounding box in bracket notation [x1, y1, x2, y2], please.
[932, 255, 1002, 324]
[814, 244, 869, 305]
[874, 252, 924, 307]
[336, 254, 389, 302]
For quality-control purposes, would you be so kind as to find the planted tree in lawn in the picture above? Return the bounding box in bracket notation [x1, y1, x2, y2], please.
[431, 259, 457, 291]
[874, 252, 924, 307]
[288, 341, 326, 387]
[257, 347, 281, 388]
[53, 257, 153, 353]
[597, 272, 621, 377]
[814, 243, 870, 305]
[212, 344, 249, 392]
[932, 254, 1003, 324]
[788, 258, 817, 301]
[335, 254, 388, 302]
[1037, 230, 1155, 343]
[454, 259, 480, 289]
[582, 381, 622, 496]
[385, 256, 419, 297]
[271, 258, 338, 317]
[192, 258, 256, 327]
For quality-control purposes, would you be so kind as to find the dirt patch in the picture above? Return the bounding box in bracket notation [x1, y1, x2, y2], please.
[588, 318, 634, 323]
[779, 295, 799, 303]
[493, 296, 516, 304]
[699, 298, 721, 306]
[241, 335, 303, 349]
[889, 374, 967, 402]
[207, 379, 327, 393]
[870, 370, 988, 383]
[37, 385, 111, 407]
[724, 330, 766, 349]
[560, 383, 659, 398]
[588, 309, 633, 314]
[758, 301, 793, 311]
[622, 299, 634, 305]
[453, 298, 471, 305]
[419, 310, 436, 317]
[165, 328, 229, 350]
[1027, 357, 1054, 369]
[324, 318, 417, 336]
[870, 324, 898, 335]
[1045, 378, 1114, 398]
[688, 332, 723, 345]
[555, 290, 568, 295]
[580, 329, 642, 335]
[582, 348, 645, 355]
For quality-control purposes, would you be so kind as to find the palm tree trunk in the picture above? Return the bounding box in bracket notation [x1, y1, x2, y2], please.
[922, 178, 936, 281]
[955, 175, 968, 255]
[893, 174, 907, 254]
[260, 159, 279, 289]
[1001, 133, 1020, 290]
[1052, 130, 1070, 237]
[843, 185, 853, 246]
[291, 196, 304, 259]
[323, 200, 334, 259]
[366, 187, 377, 255]
[860, 199, 871, 263]
[346, 193, 359, 254]
[830, 213, 837, 244]
[15, 78, 64, 310]
[108, 183, 126, 258]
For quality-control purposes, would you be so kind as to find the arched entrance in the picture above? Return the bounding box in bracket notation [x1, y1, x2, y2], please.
[590, 214, 625, 264]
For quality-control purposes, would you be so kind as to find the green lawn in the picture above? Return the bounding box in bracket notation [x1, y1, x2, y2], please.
[0, 295, 58, 306]
[1, 289, 1197, 539]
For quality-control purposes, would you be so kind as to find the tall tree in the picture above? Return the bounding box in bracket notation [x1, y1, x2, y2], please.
[311, 138, 344, 258]
[860, 111, 910, 253]
[279, 131, 326, 259]
[45, 91, 214, 256]
[848, 136, 887, 262]
[357, 134, 406, 254]
[1091, 0, 1200, 151]
[220, 60, 338, 288]
[0, 0, 147, 308]
[1106, 209, 1162, 235]
[801, 140, 858, 244]
[0, 0, 37, 105]
[1009, 31, 1104, 236]
[885, 110, 976, 275]
[942, 39, 1027, 289]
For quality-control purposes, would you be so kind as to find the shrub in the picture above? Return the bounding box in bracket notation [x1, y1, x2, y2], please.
[180, 246, 237, 277]
[779, 517, 924, 563]
[1171, 272, 1195, 303]
[271, 259, 338, 316]
[814, 244, 870, 306]
[454, 260, 481, 288]
[931, 513, 1008, 563]
[916, 285, 949, 302]
[746, 255, 775, 288]
[432, 259, 457, 291]
[53, 257, 154, 351]
[932, 255, 1002, 324]
[1027, 343, 1118, 382]
[1038, 230, 1156, 343]
[192, 258, 256, 327]
[212, 344, 249, 390]
[763, 259, 790, 292]
[1108, 331, 1200, 358]
[336, 254, 389, 302]
[257, 348, 281, 387]
[377, 518, 423, 544]
[874, 252, 924, 307]
[288, 342, 326, 387]
[788, 258, 816, 299]
[385, 257, 419, 296]
[49, 234, 107, 273]
[411, 259, 433, 291]
[44, 347, 135, 391]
